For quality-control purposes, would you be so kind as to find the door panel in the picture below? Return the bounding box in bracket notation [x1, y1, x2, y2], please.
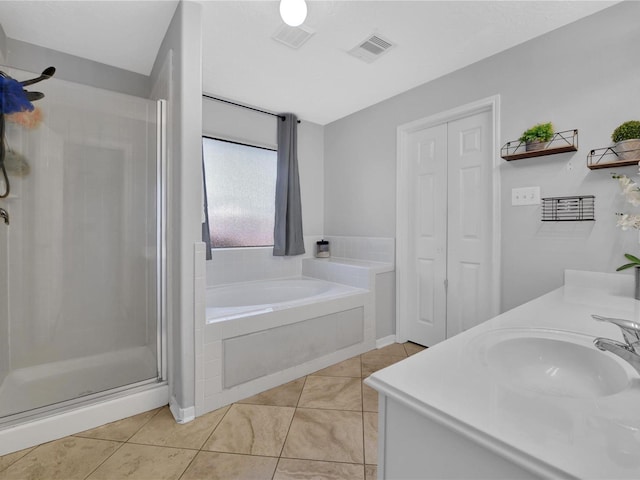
[418, 174, 436, 237]
[417, 259, 436, 326]
[448, 261, 481, 336]
[407, 124, 447, 346]
[447, 111, 493, 338]
[459, 166, 481, 239]
[460, 262, 480, 332]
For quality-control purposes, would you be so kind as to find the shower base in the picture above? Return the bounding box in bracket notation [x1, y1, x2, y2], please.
[0, 345, 158, 419]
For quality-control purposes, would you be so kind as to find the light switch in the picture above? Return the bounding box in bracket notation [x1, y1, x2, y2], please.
[512, 186, 541, 206]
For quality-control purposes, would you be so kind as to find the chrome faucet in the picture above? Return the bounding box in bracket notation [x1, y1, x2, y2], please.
[0, 208, 8, 225]
[592, 314, 640, 375]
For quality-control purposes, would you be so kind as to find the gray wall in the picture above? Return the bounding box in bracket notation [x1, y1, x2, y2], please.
[2, 38, 149, 98]
[0, 23, 6, 64]
[150, 0, 203, 416]
[324, 1, 640, 313]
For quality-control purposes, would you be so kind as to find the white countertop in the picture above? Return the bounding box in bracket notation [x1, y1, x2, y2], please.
[366, 270, 640, 479]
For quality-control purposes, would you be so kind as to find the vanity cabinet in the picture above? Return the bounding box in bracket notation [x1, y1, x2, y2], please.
[366, 270, 640, 480]
[375, 395, 558, 479]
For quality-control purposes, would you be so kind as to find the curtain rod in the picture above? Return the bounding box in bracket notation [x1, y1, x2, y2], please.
[202, 94, 300, 123]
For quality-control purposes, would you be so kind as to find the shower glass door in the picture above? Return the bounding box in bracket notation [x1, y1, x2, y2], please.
[0, 67, 163, 420]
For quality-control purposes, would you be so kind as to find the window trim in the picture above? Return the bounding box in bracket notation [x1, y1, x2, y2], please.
[202, 134, 276, 154]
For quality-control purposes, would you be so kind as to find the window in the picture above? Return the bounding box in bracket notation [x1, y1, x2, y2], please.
[202, 137, 277, 248]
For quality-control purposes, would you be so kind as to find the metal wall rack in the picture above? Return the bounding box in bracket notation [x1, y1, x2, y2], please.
[501, 129, 578, 161]
[541, 195, 595, 222]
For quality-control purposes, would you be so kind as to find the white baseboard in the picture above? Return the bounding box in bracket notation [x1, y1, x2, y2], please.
[376, 334, 397, 349]
[169, 396, 195, 424]
[0, 384, 168, 456]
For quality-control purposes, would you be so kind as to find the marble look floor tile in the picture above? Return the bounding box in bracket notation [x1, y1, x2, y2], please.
[237, 377, 305, 407]
[203, 404, 294, 457]
[0, 437, 119, 480]
[361, 355, 406, 378]
[404, 342, 427, 356]
[181, 451, 277, 480]
[274, 458, 365, 480]
[363, 412, 378, 465]
[128, 405, 228, 449]
[0, 447, 34, 473]
[86, 443, 196, 480]
[365, 343, 408, 358]
[311, 356, 361, 377]
[75, 408, 161, 442]
[298, 376, 362, 411]
[362, 381, 378, 412]
[281, 408, 364, 464]
[365, 464, 377, 480]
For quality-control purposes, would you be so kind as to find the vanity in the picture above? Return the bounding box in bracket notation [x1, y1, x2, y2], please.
[365, 270, 640, 479]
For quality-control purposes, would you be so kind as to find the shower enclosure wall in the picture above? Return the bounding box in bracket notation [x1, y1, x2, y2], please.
[0, 67, 165, 426]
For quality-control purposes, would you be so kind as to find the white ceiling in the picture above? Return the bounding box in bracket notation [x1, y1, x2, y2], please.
[0, 0, 620, 125]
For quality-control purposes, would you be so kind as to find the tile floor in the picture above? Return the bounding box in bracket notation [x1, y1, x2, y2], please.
[0, 342, 426, 480]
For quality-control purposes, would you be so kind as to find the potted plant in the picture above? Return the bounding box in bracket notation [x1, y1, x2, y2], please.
[519, 122, 554, 152]
[611, 120, 640, 161]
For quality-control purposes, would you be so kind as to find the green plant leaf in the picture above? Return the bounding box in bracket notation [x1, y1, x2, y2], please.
[624, 253, 640, 264]
[616, 262, 638, 271]
[612, 120, 640, 143]
[519, 122, 554, 143]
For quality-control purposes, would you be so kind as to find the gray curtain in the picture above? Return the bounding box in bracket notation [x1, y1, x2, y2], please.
[273, 113, 305, 256]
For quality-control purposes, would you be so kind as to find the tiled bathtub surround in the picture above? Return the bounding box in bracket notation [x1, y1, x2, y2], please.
[205, 236, 394, 287]
[302, 257, 396, 343]
[197, 286, 373, 416]
[323, 236, 395, 264]
[302, 257, 393, 289]
[205, 236, 322, 286]
[197, 235, 395, 418]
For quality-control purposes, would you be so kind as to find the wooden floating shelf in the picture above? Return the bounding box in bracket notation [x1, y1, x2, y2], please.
[586, 159, 639, 170]
[501, 129, 578, 161]
[587, 145, 640, 170]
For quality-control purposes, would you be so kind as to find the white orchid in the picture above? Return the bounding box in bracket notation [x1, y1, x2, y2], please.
[616, 213, 640, 230]
[613, 169, 640, 271]
[615, 174, 640, 206]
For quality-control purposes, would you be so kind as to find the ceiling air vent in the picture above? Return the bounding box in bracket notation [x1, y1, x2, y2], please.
[272, 24, 315, 50]
[348, 33, 395, 63]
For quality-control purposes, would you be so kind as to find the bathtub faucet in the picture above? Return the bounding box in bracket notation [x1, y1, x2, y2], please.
[592, 314, 640, 375]
[0, 208, 8, 225]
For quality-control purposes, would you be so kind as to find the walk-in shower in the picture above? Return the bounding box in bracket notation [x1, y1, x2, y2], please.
[0, 66, 165, 426]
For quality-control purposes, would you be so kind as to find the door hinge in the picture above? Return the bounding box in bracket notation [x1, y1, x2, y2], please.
[444, 278, 448, 291]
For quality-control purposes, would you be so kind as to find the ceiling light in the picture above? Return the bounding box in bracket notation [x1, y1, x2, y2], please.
[279, 0, 307, 27]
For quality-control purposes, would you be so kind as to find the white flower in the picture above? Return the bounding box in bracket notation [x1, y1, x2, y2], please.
[617, 213, 640, 230]
[616, 174, 640, 206]
[614, 174, 640, 230]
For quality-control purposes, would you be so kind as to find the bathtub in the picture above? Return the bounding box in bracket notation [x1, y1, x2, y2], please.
[201, 276, 374, 410]
[206, 277, 364, 323]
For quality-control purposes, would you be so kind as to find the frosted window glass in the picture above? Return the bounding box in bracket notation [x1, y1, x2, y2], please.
[203, 137, 277, 247]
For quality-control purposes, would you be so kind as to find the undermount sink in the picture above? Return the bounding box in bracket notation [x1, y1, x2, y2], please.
[474, 329, 632, 398]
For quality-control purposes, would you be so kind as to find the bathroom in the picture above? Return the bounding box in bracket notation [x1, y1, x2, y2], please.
[1, 0, 640, 478]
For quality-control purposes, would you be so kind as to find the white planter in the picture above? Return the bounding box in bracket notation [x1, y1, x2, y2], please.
[525, 140, 549, 152]
[614, 139, 640, 160]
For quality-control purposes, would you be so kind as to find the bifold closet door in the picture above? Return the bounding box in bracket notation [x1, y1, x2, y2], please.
[445, 111, 493, 338]
[408, 123, 448, 346]
[406, 110, 493, 346]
